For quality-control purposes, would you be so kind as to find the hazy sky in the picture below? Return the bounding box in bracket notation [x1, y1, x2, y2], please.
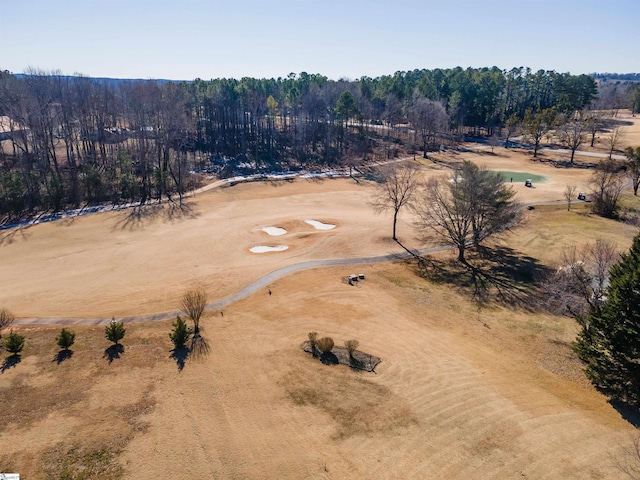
[1, 0, 639, 80]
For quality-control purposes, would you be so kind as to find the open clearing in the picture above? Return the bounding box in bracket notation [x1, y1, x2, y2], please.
[1, 141, 640, 479]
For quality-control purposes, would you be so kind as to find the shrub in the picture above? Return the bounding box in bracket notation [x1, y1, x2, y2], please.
[5, 331, 25, 355]
[105, 319, 126, 345]
[344, 339, 359, 358]
[169, 315, 193, 348]
[315, 337, 334, 354]
[56, 328, 76, 350]
[308, 331, 318, 350]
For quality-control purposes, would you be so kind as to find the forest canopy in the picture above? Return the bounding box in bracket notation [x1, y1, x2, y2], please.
[0, 66, 630, 220]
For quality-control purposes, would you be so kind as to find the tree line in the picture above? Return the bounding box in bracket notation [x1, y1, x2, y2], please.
[0, 66, 613, 221]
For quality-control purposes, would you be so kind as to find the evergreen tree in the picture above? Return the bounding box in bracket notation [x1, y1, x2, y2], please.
[169, 315, 193, 348]
[5, 331, 25, 355]
[105, 319, 126, 346]
[575, 233, 640, 406]
[56, 328, 76, 351]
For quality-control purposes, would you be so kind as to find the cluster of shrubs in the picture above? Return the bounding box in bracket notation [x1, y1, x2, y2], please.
[308, 331, 359, 359]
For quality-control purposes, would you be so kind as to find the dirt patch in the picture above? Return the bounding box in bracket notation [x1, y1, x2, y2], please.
[282, 362, 417, 440]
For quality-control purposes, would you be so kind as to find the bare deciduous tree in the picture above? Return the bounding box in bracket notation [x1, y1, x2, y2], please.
[180, 287, 208, 335]
[625, 146, 640, 196]
[564, 185, 577, 211]
[606, 126, 624, 160]
[415, 175, 472, 262]
[413, 161, 520, 262]
[523, 108, 557, 158]
[371, 163, 421, 241]
[613, 433, 640, 480]
[590, 160, 625, 218]
[584, 111, 604, 147]
[542, 238, 618, 329]
[504, 113, 520, 148]
[0, 308, 15, 339]
[408, 97, 449, 159]
[558, 121, 585, 164]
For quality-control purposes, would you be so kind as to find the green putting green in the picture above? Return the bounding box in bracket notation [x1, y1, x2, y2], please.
[494, 171, 548, 183]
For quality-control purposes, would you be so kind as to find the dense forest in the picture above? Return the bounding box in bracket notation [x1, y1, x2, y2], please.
[0, 67, 638, 221]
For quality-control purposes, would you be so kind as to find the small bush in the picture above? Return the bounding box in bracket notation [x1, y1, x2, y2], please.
[169, 315, 193, 348]
[105, 319, 126, 345]
[56, 328, 76, 350]
[5, 331, 25, 355]
[315, 337, 334, 354]
[308, 331, 318, 350]
[344, 339, 359, 357]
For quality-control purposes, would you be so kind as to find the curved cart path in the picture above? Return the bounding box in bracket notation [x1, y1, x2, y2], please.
[14, 244, 453, 326]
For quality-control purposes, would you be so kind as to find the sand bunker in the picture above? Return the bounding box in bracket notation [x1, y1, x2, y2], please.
[261, 226, 287, 236]
[250, 245, 289, 253]
[305, 219, 335, 230]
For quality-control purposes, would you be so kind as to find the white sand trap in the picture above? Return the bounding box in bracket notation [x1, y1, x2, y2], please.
[305, 219, 335, 230]
[250, 245, 289, 253]
[261, 226, 287, 236]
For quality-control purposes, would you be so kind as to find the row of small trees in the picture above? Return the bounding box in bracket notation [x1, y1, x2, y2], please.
[0, 287, 208, 364]
[1, 327, 75, 358]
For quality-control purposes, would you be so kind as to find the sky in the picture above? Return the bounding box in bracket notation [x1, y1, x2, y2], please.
[1, 0, 639, 81]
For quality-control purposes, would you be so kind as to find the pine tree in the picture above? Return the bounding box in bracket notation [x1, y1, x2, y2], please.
[56, 328, 76, 351]
[575, 233, 640, 406]
[5, 331, 25, 355]
[105, 319, 126, 346]
[169, 315, 193, 348]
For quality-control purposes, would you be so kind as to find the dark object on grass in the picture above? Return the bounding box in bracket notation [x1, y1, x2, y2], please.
[105, 319, 125, 345]
[302, 341, 382, 373]
[169, 315, 193, 348]
[5, 331, 25, 354]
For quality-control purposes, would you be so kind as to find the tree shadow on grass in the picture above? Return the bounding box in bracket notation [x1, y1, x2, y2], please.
[113, 204, 163, 232]
[103, 344, 125, 363]
[189, 335, 210, 360]
[0, 224, 30, 246]
[164, 201, 199, 222]
[113, 201, 199, 232]
[53, 349, 74, 364]
[609, 398, 640, 428]
[319, 352, 339, 365]
[1, 354, 21, 373]
[302, 342, 382, 372]
[418, 245, 553, 311]
[169, 346, 190, 371]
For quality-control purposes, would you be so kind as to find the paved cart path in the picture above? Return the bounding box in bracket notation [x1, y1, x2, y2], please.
[14, 244, 453, 326]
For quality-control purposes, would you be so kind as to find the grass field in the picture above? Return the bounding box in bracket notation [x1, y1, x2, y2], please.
[2, 132, 640, 479]
[494, 171, 548, 183]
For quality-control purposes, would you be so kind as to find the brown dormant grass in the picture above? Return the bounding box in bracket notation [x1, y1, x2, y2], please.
[1, 145, 639, 479]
